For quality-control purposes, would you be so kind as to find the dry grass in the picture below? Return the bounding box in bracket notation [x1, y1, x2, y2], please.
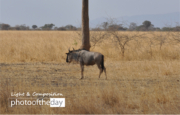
[0, 31, 179, 62]
[0, 31, 180, 114]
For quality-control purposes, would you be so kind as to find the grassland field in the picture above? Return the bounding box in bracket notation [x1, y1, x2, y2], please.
[0, 31, 180, 114]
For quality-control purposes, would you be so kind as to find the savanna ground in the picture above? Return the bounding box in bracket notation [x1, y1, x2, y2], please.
[0, 31, 180, 114]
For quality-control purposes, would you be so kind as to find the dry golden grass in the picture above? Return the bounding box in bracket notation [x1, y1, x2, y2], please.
[0, 31, 179, 63]
[0, 31, 180, 114]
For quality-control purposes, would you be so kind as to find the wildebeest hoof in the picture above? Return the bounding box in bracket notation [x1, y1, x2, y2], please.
[80, 78, 83, 80]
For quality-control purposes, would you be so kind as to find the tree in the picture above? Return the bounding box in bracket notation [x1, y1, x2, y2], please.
[102, 22, 108, 30]
[136, 25, 146, 31]
[173, 26, 180, 31]
[65, 25, 77, 30]
[0, 23, 2, 29]
[16, 24, 29, 30]
[41, 23, 55, 30]
[148, 24, 155, 31]
[154, 27, 161, 31]
[129, 22, 137, 31]
[80, 0, 91, 51]
[107, 20, 145, 57]
[1, 24, 10, 30]
[162, 27, 173, 31]
[14, 25, 20, 30]
[32, 25, 38, 29]
[143, 20, 151, 30]
[57, 27, 66, 31]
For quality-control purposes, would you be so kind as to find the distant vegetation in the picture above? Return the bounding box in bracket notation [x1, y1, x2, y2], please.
[0, 20, 179, 31]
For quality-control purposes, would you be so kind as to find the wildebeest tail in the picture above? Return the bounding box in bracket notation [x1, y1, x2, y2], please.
[101, 55, 104, 72]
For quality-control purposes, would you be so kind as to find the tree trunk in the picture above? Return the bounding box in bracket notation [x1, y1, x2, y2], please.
[80, 0, 91, 51]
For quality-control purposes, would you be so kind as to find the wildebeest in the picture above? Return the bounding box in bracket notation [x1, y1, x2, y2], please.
[66, 48, 107, 80]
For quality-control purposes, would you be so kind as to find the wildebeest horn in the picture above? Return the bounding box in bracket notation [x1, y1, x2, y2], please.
[73, 48, 75, 51]
[68, 48, 70, 52]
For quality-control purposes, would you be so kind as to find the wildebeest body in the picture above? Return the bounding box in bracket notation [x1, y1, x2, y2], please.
[66, 49, 107, 79]
[80, 51, 102, 65]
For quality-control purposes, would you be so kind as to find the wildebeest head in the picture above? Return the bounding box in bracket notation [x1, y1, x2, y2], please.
[66, 48, 74, 63]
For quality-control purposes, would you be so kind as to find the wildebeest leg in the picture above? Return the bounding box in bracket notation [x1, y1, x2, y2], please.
[104, 66, 107, 80]
[97, 64, 103, 78]
[80, 64, 84, 80]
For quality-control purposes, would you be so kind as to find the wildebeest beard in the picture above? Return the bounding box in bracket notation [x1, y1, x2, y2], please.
[66, 54, 68, 62]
